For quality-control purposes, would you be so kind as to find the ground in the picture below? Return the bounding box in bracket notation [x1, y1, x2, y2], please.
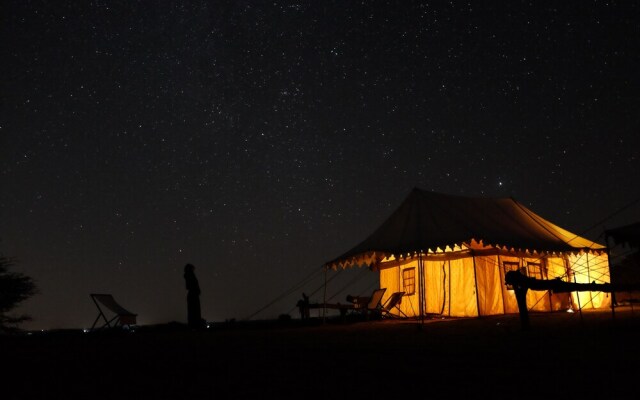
[2, 307, 640, 399]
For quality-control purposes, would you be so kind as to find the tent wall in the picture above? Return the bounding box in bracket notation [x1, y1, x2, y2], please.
[378, 251, 611, 318]
[474, 255, 505, 315]
[448, 258, 479, 316]
[380, 257, 480, 318]
[424, 259, 449, 315]
[499, 255, 551, 312]
[568, 252, 611, 309]
[546, 256, 573, 311]
[379, 259, 420, 317]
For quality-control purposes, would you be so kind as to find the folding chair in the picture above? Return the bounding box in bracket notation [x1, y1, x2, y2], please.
[90, 293, 137, 330]
[380, 291, 407, 318]
[359, 288, 387, 319]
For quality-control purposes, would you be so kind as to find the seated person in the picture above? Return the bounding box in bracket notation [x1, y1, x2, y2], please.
[346, 294, 370, 309]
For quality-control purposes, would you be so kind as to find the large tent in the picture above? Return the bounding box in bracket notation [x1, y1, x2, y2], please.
[325, 188, 611, 318]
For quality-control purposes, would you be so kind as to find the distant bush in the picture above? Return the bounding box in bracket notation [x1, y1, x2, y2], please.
[0, 254, 38, 333]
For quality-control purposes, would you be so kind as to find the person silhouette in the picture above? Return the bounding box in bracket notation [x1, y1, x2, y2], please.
[183, 263, 205, 330]
[510, 267, 531, 331]
[296, 292, 310, 320]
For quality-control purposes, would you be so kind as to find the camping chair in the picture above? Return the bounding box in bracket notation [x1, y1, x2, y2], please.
[90, 293, 137, 330]
[348, 288, 387, 319]
[380, 291, 407, 318]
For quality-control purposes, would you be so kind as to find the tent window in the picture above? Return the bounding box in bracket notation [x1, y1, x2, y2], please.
[503, 261, 521, 290]
[526, 262, 543, 280]
[402, 268, 416, 295]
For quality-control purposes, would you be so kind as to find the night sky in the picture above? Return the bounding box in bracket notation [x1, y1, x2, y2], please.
[2, 1, 639, 330]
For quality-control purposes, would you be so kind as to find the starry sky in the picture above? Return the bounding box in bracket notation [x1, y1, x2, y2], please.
[2, 1, 639, 330]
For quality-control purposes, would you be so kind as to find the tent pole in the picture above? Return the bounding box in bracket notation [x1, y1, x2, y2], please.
[419, 253, 425, 327]
[447, 260, 451, 315]
[586, 253, 594, 309]
[604, 232, 616, 320]
[472, 253, 481, 317]
[572, 266, 584, 323]
[497, 254, 507, 315]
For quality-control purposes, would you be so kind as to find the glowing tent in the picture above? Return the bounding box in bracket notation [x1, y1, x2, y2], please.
[325, 188, 611, 318]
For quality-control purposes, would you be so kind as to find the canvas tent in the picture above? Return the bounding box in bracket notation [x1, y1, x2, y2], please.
[325, 188, 611, 318]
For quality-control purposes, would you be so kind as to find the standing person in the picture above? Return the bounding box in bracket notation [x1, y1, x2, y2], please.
[184, 263, 205, 329]
[510, 267, 531, 331]
[296, 292, 310, 320]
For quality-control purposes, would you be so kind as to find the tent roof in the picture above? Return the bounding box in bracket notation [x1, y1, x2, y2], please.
[325, 188, 605, 269]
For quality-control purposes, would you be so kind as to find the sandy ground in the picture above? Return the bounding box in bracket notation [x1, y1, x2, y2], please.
[3, 307, 640, 399]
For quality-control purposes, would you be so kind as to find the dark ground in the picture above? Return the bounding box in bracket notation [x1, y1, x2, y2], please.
[3, 307, 640, 399]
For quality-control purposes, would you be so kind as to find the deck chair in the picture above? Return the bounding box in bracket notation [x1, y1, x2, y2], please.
[362, 288, 387, 319]
[90, 293, 137, 330]
[380, 291, 407, 318]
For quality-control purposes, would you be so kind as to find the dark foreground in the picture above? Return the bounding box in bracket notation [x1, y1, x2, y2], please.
[3, 308, 640, 399]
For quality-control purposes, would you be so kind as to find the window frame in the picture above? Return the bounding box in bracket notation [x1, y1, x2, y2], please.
[525, 261, 544, 280]
[402, 267, 416, 295]
[503, 261, 521, 290]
